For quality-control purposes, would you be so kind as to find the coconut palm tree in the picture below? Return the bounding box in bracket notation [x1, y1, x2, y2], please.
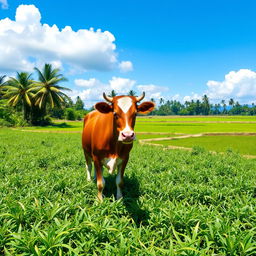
[229, 98, 235, 107]
[128, 90, 137, 96]
[33, 64, 70, 111]
[0, 75, 7, 99]
[3, 72, 34, 121]
[159, 97, 164, 105]
[108, 90, 117, 97]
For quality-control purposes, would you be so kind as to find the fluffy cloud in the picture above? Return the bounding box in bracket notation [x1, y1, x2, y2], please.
[183, 93, 201, 102]
[68, 77, 169, 108]
[119, 61, 133, 72]
[137, 84, 170, 101]
[109, 77, 136, 93]
[0, 0, 8, 9]
[206, 69, 256, 102]
[74, 78, 102, 88]
[0, 4, 130, 73]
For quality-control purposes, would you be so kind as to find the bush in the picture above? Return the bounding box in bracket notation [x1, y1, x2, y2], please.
[65, 108, 76, 120]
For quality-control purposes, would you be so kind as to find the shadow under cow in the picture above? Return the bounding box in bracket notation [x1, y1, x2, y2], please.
[103, 174, 150, 226]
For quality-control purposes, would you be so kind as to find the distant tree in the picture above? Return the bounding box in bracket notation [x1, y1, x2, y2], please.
[195, 100, 201, 115]
[202, 95, 210, 115]
[221, 100, 227, 114]
[108, 90, 117, 97]
[159, 98, 164, 105]
[128, 90, 137, 96]
[3, 72, 34, 121]
[229, 98, 235, 107]
[150, 98, 155, 103]
[75, 96, 84, 110]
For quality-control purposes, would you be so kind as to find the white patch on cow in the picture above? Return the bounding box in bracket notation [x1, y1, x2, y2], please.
[103, 157, 122, 174]
[117, 97, 132, 113]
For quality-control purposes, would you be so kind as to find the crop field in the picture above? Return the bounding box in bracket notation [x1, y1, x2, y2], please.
[16, 115, 256, 156]
[1, 126, 256, 255]
[152, 135, 256, 156]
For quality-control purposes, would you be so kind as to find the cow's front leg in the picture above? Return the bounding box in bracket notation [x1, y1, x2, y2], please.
[93, 157, 105, 201]
[83, 150, 93, 181]
[116, 158, 128, 200]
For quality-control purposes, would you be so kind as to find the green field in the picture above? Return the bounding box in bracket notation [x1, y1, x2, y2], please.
[138, 115, 256, 122]
[1, 128, 256, 255]
[14, 116, 256, 156]
[153, 135, 256, 156]
[135, 122, 256, 134]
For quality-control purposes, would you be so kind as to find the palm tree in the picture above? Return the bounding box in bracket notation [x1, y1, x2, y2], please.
[229, 98, 234, 107]
[108, 90, 117, 97]
[33, 64, 70, 111]
[3, 72, 34, 121]
[221, 100, 226, 114]
[0, 75, 7, 99]
[159, 97, 164, 105]
[128, 90, 137, 96]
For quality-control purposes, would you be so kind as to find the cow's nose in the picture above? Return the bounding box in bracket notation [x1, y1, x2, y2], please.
[122, 131, 135, 141]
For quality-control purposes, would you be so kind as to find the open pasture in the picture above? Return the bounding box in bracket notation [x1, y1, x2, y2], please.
[17, 115, 256, 155]
[152, 135, 256, 156]
[1, 128, 256, 255]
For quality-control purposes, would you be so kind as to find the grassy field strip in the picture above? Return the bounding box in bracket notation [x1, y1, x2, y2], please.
[137, 120, 256, 123]
[140, 140, 256, 159]
[139, 133, 256, 158]
[137, 115, 256, 122]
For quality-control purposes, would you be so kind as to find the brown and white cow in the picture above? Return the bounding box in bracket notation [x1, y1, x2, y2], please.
[82, 92, 155, 200]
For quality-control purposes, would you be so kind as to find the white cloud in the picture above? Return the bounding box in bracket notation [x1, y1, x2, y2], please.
[183, 93, 201, 102]
[206, 69, 256, 103]
[109, 77, 136, 93]
[119, 61, 133, 72]
[137, 84, 169, 101]
[74, 78, 101, 88]
[68, 77, 169, 108]
[0, 4, 121, 73]
[0, 0, 8, 9]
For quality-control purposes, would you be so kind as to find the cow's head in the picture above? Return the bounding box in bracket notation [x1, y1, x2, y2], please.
[94, 92, 155, 144]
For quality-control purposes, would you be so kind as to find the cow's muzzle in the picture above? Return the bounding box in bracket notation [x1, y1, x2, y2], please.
[119, 131, 135, 144]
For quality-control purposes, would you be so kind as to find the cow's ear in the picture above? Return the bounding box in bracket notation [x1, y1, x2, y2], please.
[137, 101, 155, 114]
[95, 102, 113, 113]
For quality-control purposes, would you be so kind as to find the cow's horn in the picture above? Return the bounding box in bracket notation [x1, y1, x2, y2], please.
[136, 92, 145, 102]
[103, 92, 113, 103]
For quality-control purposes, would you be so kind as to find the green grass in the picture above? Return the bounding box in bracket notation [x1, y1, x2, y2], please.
[138, 115, 256, 122]
[135, 122, 256, 134]
[16, 116, 256, 135]
[152, 135, 256, 156]
[136, 133, 179, 140]
[1, 128, 256, 255]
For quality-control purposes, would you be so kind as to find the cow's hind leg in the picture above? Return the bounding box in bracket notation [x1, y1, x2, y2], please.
[83, 150, 93, 181]
[93, 157, 105, 201]
[116, 158, 128, 200]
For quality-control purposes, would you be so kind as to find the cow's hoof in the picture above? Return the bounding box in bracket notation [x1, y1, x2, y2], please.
[97, 193, 104, 202]
[116, 193, 123, 200]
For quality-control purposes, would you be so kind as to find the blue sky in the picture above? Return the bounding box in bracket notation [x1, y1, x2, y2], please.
[1, 0, 256, 106]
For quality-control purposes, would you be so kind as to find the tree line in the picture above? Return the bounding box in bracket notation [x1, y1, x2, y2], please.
[1, 67, 256, 127]
[151, 96, 256, 116]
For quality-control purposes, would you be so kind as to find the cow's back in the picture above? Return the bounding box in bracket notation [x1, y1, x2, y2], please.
[82, 110, 115, 156]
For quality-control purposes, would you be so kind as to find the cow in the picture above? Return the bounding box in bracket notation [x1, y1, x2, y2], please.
[82, 92, 155, 201]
